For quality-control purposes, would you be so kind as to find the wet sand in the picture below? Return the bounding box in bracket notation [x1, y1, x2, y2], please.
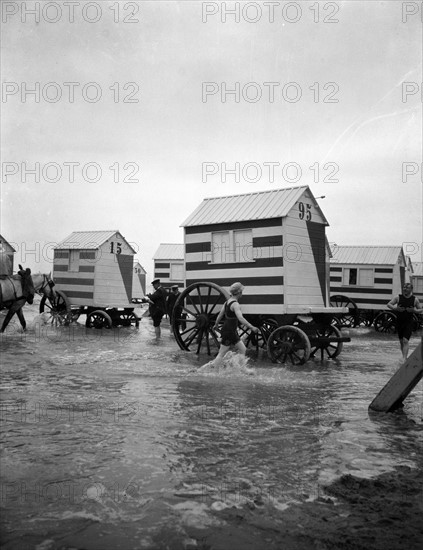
[1, 306, 422, 550]
[3, 464, 420, 549]
[196, 464, 423, 550]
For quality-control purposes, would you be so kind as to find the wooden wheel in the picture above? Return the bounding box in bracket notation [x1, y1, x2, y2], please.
[172, 282, 229, 354]
[310, 325, 343, 360]
[412, 313, 423, 332]
[39, 290, 72, 326]
[330, 295, 358, 328]
[357, 309, 374, 327]
[240, 317, 279, 350]
[114, 310, 140, 328]
[373, 311, 396, 333]
[267, 326, 311, 365]
[86, 310, 113, 329]
[67, 308, 80, 323]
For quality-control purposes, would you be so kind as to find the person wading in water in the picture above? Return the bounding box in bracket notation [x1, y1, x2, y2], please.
[211, 282, 259, 369]
[387, 282, 422, 361]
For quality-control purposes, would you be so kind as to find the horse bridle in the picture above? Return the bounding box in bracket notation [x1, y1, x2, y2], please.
[38, 274, 55, 295]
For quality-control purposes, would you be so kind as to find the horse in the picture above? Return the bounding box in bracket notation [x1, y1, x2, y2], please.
[0, 268, 55, 333]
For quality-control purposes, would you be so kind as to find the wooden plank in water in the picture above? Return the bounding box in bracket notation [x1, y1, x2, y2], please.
[369, 339, 423, 412]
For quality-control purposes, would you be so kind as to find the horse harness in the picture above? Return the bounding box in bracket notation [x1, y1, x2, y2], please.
[0, 275, 30, 309]
[38, 274, 55, 296]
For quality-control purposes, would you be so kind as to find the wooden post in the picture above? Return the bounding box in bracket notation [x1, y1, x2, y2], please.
[369, 337, 423, 412]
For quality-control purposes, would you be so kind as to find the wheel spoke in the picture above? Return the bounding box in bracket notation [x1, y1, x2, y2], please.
[203, 286, 212, 314]
[178, 323, 197, 337]
[206, 292, 224, 317]
[186, 293, 201, 316]
[185, 327, 201, 348]
[205, 329, 211, 355]
[195, 329, 204, 354]
[196, 287, 204, 313]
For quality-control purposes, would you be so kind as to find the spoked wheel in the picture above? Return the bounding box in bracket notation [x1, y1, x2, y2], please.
[172, 282, 229, 354]
[267, 326, 311, 365]
[86, 310, 113, 329]
[69, 309, 81, 323]
[374, 311, 397, 333]
[114, 310, 140, 328]
[39, 290, 72, 326]
[240, 317, 279, 350]
[412, 313, 423, 332]
[357, 309, 375, 327]
[330, 295, 358, 328]
[310, 325, 343, 360]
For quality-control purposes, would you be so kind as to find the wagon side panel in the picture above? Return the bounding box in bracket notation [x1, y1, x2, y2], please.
[283, 196, 327, 310]
[184, 218, 284, 316]
[93, 240, 134, 307]
[53, 249, 96, 307]
[154, 259, 185, 289]
[330, 263, 397, 311]
[132, 262, 146, 300]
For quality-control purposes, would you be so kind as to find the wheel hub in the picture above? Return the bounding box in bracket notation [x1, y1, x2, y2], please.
[195, 313, 210, 329]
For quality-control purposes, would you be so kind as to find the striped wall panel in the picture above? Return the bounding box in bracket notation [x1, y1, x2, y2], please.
[184, 219, 285, 316]
[329, 265, 397, 310]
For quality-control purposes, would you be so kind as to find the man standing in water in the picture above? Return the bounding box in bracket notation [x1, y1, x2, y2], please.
[212, 282, 259, 369]
[387, 283, 422, 361]
[144, 279, 168, 338]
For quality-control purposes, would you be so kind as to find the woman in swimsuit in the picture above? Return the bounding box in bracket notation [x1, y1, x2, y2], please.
[211, 282, 259, 368]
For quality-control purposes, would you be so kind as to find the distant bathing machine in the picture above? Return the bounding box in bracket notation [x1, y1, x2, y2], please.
[53, 230, 137, 307]
[0, 235, 16, 276]
[152, 244, 185, 289]
[329, 245, 412, 310]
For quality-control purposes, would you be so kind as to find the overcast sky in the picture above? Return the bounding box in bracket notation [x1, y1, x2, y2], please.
[1, 0, 422, 277]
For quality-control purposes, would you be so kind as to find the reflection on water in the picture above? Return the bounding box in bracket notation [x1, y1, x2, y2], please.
[1, 303, 422, 547]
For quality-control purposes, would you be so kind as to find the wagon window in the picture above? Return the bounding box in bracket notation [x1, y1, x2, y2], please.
[211, 230, 253, 263]
[359, 268, 373, 286]
[69, 250, 79, 272]
[212, 231, 231, 263]
[170, 263, 184, 281]
[342, 268, 357, 285]
[234, 230, 252, 262]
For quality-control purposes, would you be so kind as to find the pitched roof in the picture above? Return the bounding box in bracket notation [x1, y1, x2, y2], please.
[330, 245, 405, 265]
[181, 186, 327, 227]
[54, 230, 136, 253]
[0, 235, 16, 252]
[153, 243, 184, 260]
[134, 261, 147, 273]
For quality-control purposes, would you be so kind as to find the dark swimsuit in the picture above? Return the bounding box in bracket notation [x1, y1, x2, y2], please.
[220, 299, 240, 346]
[396, 294, 415, 340]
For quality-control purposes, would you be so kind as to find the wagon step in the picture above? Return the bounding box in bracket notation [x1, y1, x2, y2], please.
[309, 336, 351, 345]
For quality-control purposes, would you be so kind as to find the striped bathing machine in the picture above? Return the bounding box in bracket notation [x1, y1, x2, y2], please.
[44, 230, 141, 328]
[170, 185, 351, 364]
[329, 246, 422, 332]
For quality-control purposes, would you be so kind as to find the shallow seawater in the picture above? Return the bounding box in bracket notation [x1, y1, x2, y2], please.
[1, 300, 422, 549]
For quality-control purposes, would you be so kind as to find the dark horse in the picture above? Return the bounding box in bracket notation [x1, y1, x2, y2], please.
[0, 266, 55, 333]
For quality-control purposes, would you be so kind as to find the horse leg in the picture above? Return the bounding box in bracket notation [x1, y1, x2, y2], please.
[0, 300, 26, 333]
[16, 308, 27, 331]
[1, 308, 16, 333]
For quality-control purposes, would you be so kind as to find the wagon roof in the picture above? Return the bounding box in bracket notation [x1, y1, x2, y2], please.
[0, 235, 16, 252]
[134, 261, 147, 273]
[54, 230, 137, 253]
[330, 245, 406, 265]
[153, 243, 184, 260]
[180, 185, 328, 226]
